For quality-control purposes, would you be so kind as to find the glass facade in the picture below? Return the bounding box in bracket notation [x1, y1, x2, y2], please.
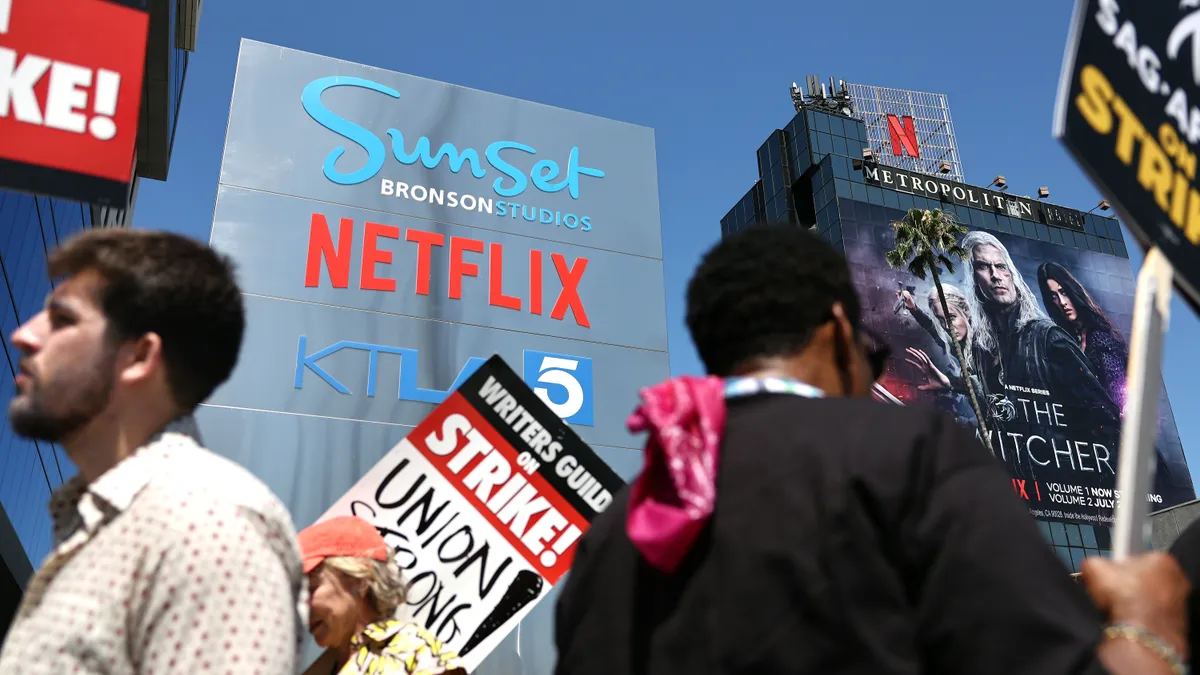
[721, 105, 1184, 574]
[0, 0, 193, 575]
[0, 194, 91, 567]
[721, 108, 869, 237]
[1039, 519, 1112, 570]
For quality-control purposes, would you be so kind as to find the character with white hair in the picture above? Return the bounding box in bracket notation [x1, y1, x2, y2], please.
[896, 284, 981, 426]
[959, 231, 1120, 440]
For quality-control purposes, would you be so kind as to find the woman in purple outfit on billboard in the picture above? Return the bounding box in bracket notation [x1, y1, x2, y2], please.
[1036, 261, 1128, 412]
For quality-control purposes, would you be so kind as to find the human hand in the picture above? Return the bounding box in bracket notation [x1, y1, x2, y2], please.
[904, 347, 950, 392]
[1082, 553, 1190, 660]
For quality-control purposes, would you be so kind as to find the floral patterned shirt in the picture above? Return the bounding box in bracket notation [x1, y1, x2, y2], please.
[308, 620, 466, 675]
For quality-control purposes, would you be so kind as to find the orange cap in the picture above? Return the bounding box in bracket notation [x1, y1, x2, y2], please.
[297, 515, 389, 574]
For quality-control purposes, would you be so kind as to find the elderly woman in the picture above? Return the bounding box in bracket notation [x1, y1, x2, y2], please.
[299, 516, 466, 675]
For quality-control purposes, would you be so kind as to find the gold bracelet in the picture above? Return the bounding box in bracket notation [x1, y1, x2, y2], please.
[1103, 623, 1189, 675]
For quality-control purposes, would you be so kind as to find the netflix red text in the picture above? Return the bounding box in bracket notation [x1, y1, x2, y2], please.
[305, 213, 591, 328]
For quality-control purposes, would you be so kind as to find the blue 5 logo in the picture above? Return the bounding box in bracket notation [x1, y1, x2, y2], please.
[523, 350, 594, 426]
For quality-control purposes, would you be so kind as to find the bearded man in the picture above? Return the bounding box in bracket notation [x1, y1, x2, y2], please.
[0, 230, 305, 675]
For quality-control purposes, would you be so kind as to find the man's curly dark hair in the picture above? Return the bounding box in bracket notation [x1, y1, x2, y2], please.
[686, 224, 862, 377]
[48, 229, 244, 412]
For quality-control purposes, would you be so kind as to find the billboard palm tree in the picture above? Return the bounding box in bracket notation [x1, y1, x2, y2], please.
[885, 208, 993, 453]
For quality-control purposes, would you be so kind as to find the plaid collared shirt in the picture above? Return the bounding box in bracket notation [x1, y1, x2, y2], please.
[0, 420, 307, 674]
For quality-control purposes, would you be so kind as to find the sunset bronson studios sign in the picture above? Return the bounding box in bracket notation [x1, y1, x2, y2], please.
[203, 40, 668, 672]
[1055, 0, 1200, 308]
[303, 75, 604, 233]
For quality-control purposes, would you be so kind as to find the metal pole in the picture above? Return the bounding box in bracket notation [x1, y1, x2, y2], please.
[1111, 247, 1173, 560]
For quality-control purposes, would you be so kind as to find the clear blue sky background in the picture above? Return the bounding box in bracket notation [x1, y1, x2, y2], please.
[133, 0, 1200, 475]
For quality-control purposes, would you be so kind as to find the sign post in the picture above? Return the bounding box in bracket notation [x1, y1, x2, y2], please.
[1111, 249, 1173, 558]
[1053, 0, 1200, 556]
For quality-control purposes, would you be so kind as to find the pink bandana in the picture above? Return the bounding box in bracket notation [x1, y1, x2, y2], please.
[625, 376, 727, 573]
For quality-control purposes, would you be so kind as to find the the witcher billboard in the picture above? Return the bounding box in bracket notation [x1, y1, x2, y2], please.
[846, 204, 1195, 525]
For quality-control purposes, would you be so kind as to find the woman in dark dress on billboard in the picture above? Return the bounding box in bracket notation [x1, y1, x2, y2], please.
[1036, 261, 1128, 412]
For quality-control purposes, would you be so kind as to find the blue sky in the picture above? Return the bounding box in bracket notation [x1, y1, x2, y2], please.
[133, 0, 1200, 473]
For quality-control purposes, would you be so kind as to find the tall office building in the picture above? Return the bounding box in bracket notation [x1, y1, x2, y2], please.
[0, 0, 201, 630]
[723, 76, 1195, 572]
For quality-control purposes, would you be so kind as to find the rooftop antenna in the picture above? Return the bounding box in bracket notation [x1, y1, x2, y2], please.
[792, 73, 855, 116]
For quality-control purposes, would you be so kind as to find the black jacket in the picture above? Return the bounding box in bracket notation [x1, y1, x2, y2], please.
[1167, 516, 1200, 660]
[554, 394, 1108, 675]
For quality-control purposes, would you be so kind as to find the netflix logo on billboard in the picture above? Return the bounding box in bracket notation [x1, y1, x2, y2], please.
[0, 0, 149, 205]
[886, 114, 920, 158]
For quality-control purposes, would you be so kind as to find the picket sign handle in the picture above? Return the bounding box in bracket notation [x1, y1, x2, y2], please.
[1111, 248, 1173, 560]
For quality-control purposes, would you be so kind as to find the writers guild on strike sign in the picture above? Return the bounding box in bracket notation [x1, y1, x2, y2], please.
[319, 356, 623, 670]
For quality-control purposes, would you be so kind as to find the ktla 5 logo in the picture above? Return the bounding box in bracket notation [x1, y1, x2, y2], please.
[523, 350, 594, 426]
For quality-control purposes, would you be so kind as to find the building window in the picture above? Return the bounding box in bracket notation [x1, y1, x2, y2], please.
[832, 158, 850, 181]
[828, 115, 845, 137]
[827, 220, 842, 244]
[841, 218, 856, 241]
[817, 133, 834, 157]
[1104, 218, 1123, 240]
[1037, 521, 1110, 573]
[810, 111, 830, 134]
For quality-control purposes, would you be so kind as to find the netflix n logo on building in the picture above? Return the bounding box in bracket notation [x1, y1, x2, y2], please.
[886, 114, 920, 158]
[0, 0, 149, 205]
